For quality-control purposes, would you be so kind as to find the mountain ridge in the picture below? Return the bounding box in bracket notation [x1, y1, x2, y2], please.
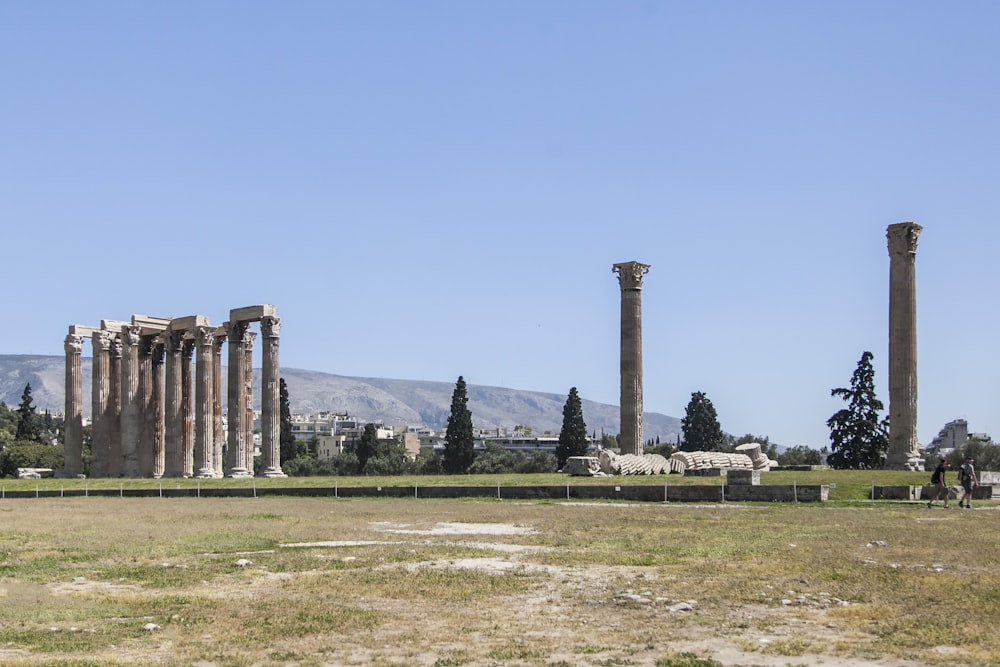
[0, 355, 682, 441]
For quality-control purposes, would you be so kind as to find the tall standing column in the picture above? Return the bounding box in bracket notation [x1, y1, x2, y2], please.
[120, 325, 142, 477]
[212, 330, 227, 478]
[226, 322, 252, 478]
[613, 261, 650, 456]
[886, 223, 923, 470]
[163, 330, 185, 477]
[259, 316, 285, 477]
[90, 330, 112, 477]
[150, 339, 166, 478]
[243, 331, 257, 474]
[63, 333, 84, 477]
[107, 334, 123, 477]
[193, 326, 217, 478]
[181, 338, 194, 477]
[138, 335, 160, 477]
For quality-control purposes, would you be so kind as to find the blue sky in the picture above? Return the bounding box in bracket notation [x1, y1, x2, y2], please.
[3, 1, 998, 448]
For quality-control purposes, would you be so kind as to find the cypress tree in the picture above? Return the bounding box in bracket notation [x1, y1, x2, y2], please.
[827, 351, 889, 469]
[443, 376, 475, 474]
[278, 378, 298, 463]
[556, 387, 588, 468]
[680, 391, 725, 451]
[15, 383, 42, 443]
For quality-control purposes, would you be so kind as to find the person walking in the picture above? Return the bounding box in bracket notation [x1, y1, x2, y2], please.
[958, 457, 978, 509]
[926, 457, 950, 508]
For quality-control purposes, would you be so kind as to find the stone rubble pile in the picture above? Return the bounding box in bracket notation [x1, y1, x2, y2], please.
[564, 444, 775, 476]
[668, 451, 754, 474]
[734, 442, 777, 470]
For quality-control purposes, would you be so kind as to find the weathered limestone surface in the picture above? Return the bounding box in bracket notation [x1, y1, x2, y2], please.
[886, 222, 923, 470]
[612, 261, 650, 457]
[61, 305, 281, 479]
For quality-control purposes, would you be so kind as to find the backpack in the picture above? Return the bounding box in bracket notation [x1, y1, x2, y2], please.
[931, 470, 941, 484]
[958, 467, 966, 483]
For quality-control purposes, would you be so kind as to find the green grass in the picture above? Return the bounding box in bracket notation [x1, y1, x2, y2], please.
[0, 494, 998, 665]
[0, 467, 952, 503]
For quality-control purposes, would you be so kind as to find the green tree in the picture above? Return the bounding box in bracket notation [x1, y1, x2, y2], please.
[355, 423, 379, 470]
[15, 384, 43, 444]
[947, 436, 1000, 472]
[443, 376, 475, 474]
[278, 378, 302, 464]
[777, 445, 825, 466]
[680, 391, 725, 452]
[0, 441, 64, 478]
[826, 351, 889, 469]
[555, 387, 589, 468]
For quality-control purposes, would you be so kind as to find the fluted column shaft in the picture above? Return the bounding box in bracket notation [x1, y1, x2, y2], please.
[181, 338, 194, 477]
[120, 325, 142, 477]
[613, 262, 650, 456]
[194, 327, 217, 478]
[90, 331, 112, 477]
[163, 330, 185, 477]
[243, 331, 257, 474]
[259, 316, 285, 477]
[63, 334, 84, 477]
[226, 322, 252, 477]
[107, 334, 123, 477]
[150, 340, 166, 478]
[212, 332, 226, 477]
[886, 223, 922, 469]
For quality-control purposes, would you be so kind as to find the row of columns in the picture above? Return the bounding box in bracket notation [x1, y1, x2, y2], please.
[63, 305, 284, 478]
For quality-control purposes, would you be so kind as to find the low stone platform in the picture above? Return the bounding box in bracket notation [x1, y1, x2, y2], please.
[0, 483, 830, 503]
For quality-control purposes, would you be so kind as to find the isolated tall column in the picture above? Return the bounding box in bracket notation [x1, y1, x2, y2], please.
[259, 315, 285, 477]
[613, 261, 650, 456]
[886, 222, 923, 470]
[63, 333, 84, 477]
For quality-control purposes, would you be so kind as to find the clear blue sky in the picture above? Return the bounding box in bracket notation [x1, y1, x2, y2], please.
[3, 1, 998, 448]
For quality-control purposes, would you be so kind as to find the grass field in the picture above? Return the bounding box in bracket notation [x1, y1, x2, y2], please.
[0, 472, 996, 666]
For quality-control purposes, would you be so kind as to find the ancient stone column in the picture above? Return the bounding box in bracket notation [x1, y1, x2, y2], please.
[138, 335, 163, 478]
[90, 330, 113, 477]
[193, 326, 217, 478]
[107, 333, 123, 477]
[163, 330, 185, 477]
[212, 330, 227, 478]
[259, 315, 285, 477]
[63, 333, 84, 477]
[181, 338, 194, 477]
[886, 222, 923, 470]
[243, 330, 257, 474]
[150, 339, 166, 478]
[226, 321, 252, 478]
[613, 261, 650, 456]
[119, 325, 142, 477]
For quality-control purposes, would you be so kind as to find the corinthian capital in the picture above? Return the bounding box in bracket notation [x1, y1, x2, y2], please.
[612, 261, 651, 290]
[261, 316, 280, 338]
[887, 222, 922, 256]
[93, 330, 113, 352]
[64, 334, 83, 354]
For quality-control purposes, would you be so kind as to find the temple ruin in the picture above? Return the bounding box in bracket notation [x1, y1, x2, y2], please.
[62, 305, 284, 478]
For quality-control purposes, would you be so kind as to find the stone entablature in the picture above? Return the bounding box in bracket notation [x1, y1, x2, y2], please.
[62, 306, 284, 479]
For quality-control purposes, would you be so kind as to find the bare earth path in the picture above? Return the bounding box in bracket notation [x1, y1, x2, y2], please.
[0, 497, 996, 666]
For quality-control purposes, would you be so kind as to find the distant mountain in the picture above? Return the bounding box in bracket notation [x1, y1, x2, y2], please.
[0, 355, 682, 442]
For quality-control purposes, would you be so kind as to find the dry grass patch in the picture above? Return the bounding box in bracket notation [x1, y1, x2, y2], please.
[0, 496, 997, 666]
